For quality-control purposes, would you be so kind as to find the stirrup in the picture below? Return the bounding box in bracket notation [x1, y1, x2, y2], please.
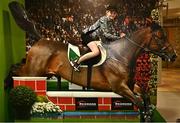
[70, 61, 80, 72]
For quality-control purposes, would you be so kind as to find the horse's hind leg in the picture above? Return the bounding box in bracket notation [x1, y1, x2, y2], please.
[46, 51, 63, 75]
[46, 52, 63, 90]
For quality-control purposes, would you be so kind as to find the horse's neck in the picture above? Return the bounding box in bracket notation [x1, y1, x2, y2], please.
[109, 28, 149, 67]
[126, 29, 150, 65]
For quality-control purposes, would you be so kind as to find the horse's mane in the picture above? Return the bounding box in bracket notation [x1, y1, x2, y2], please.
[130, 27, 150, 42]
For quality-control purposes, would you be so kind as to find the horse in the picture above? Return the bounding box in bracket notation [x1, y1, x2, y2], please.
[7, 2, 177, 122]
[14, 22, 176, 105]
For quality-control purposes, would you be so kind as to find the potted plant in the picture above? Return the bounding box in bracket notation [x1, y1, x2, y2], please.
[9, 86, 36, 120]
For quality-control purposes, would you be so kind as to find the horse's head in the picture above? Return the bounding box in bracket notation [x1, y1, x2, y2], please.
[147, 23, 177, 62]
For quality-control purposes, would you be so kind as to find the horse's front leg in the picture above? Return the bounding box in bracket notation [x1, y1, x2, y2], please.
[103, 60, 143, 108]
[108, 73, 140, 105]
[108, 72, 143, 107]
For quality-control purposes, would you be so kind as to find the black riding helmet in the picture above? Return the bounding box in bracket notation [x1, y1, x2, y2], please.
[106, 5, 118, 13]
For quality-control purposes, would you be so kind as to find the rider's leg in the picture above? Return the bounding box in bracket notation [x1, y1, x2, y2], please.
[77, 41, 100, 64]
[71, 41, 100, 71]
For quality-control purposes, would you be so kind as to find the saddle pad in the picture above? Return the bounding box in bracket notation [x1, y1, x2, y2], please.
[68, 43, 80, 62]
[68, 42, 106, 67]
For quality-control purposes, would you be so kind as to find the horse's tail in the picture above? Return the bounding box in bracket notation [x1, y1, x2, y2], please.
[8, 1, 41, 41]
[4, 58, 26, 90]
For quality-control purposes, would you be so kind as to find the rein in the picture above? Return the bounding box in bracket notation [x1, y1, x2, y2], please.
[125, 34, 170, 58]
[125, 37, 150, 52]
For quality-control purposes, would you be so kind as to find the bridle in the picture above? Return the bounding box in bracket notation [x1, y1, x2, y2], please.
[151, 33, 170, 53]
[125, 29, 171, 58]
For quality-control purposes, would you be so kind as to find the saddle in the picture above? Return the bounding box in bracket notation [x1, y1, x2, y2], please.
[68, 41, 106, 89]
[68, 41, 106, 67]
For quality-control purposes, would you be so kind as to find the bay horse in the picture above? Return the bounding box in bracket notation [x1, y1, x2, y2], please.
[8, 1, 177, 121]
[15, 23, 177, 108]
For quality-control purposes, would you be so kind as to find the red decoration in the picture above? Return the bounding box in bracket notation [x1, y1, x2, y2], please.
[134, 52, 151, 92]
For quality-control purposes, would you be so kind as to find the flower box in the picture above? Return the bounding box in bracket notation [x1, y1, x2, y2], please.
[31, 102, 63, 119]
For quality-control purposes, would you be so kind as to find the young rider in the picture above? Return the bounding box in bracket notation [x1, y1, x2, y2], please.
[71, 5, 125, 71]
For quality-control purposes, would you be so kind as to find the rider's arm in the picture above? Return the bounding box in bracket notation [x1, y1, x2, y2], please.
[83, 19, 100, 34]
[99, 17, 120, 40]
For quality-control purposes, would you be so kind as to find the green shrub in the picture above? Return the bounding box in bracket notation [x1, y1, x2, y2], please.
[36, 95, 49, 103]
[9, 86, 37, 120]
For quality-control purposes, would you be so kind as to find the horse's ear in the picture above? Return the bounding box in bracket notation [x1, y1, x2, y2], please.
[150, 22, 162, 32]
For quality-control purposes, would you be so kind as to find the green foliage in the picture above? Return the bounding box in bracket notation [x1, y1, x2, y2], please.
[9, 86, 37, 119]
[9, 86, 37, 109]
[36, 95, 49, 103]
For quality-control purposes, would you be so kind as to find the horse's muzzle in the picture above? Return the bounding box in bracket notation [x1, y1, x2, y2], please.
[162, 53, 177, 62]
[170, 54, 177, 62]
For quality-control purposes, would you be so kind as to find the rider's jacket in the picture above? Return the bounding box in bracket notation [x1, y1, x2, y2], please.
[83, 16, 120, 44]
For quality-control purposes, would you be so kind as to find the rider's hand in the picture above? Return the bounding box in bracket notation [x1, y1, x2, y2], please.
[120, 33, 126, 38]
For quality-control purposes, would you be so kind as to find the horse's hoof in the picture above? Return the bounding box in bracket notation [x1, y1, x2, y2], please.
[48, 71, 56, 75]
[46, 72, 56, 79]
